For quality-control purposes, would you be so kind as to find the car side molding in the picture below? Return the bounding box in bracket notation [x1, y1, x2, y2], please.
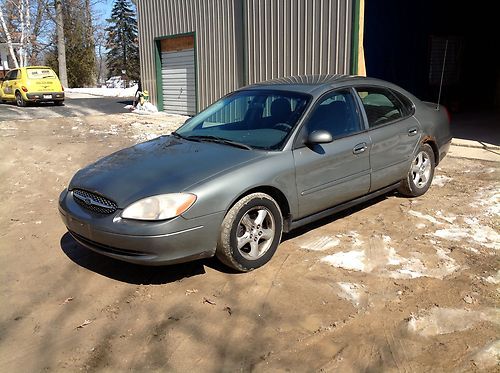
[286, 182, 401, 232]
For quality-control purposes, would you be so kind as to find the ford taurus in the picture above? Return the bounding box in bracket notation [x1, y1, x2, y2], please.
[59, 75, 452, 272]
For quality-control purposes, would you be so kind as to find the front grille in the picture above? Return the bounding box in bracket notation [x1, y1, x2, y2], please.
[72, 189, 118, 214]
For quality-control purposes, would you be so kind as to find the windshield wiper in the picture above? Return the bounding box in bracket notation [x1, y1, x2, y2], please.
[185, 135, 252, 150]
[171, 131, 187, 140]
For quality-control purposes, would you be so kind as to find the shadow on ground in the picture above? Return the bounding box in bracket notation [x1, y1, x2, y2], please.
[60, 233, 240, 284]
[451, 110, 500, 146]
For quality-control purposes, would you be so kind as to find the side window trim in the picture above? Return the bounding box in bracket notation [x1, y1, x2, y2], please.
[389, 88, 416, 117]
[354, 85, 410, 129]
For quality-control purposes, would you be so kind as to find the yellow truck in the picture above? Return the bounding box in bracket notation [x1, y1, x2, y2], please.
[0, 66, 64, 107]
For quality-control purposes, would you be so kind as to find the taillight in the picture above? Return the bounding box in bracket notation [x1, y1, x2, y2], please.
[21, 86, 28, 92]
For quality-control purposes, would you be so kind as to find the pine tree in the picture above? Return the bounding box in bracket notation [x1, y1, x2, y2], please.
[105, 0, 139, 81]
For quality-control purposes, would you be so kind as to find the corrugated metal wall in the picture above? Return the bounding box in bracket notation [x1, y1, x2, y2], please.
[136, 0, 353, 113]
[136, 0, 244, 111]
[245, 0, 353, 84]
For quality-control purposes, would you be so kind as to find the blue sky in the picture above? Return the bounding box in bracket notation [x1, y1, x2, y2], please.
[94, 0, 114, 21]
[94, 0, 137, 25]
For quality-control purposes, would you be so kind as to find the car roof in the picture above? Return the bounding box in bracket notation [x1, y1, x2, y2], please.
[241, 74, 406, 97]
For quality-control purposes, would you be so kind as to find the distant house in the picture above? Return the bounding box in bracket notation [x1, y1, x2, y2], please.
[0, 42, 21, 78]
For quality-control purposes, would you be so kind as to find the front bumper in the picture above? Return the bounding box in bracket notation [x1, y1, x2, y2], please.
[58, 189, 223, 265]
[26, 92, 64, 102]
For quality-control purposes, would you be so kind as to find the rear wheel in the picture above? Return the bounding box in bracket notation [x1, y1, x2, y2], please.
[216, 193, 283, 272]
[398, 143, 435, 197]
[54, 100, 64, 106]
[15, 91, 26, 107]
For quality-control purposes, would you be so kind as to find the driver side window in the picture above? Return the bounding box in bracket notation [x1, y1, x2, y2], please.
[306, 89, 361, 138]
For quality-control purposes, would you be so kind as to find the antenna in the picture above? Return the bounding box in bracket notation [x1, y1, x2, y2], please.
[436, 39, 448, 110]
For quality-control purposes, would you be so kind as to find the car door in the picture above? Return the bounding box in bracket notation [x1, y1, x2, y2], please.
[354, 87, 421, 192]
[293, 88, 371, 219]
[1, 70, 15, 99]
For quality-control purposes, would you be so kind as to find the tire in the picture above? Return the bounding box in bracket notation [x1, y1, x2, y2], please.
[15, 91, 26, 107]
[54, 100, 64, 106]
[398, 143, 435, 197]
[216, 192, 283, 272]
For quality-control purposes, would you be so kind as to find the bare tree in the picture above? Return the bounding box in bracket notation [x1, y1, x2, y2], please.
[54, 0, 67, 86]
[0, 2, 20, 67]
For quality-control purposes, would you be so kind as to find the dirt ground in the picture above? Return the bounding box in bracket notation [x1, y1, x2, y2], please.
[0, 112, 498, 372]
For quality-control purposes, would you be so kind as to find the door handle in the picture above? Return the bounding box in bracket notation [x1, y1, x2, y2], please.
[408, 127, 418, 136]
[353, 143, 367, 154]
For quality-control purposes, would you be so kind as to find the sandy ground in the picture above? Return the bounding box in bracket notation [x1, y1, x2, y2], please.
[0, 113, 498, 372]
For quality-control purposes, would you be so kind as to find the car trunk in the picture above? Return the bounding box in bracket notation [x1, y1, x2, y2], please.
[26, 68, 61, 93]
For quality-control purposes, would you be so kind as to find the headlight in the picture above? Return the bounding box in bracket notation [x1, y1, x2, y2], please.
[121, 193, 196, 221]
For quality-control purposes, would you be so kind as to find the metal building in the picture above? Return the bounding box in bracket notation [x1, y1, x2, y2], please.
[136, 0, 361, 115]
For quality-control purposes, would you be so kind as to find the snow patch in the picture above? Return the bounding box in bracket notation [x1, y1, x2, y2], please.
[407, 307, 500, 337]
[65, 85, 138, 97]
[435, 210, 456, 224]
[483, 270, 500, 285]
[321, 250, 366, 271]
[470, 185, 500, 217]
[470, 340, 500, 371]
[347, 231, 364, 247]
[408, 210, 443, 225]
[432, 175, 452, 187]
[337, 282, 365, 307]
[299, 236, 341, 251]
[320, 235, 460, 280]
[433, 224, 500, 250]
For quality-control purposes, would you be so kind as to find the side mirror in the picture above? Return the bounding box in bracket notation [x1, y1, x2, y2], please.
[306, 130, 333, 145]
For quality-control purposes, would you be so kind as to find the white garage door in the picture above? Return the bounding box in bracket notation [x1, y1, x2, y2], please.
[161, 49, 196, 115]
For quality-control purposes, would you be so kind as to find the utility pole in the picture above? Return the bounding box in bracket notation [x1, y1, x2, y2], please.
[55, 0, 68, 87]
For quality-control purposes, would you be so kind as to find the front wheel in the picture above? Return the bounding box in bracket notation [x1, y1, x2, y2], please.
[216, 193, 283, 272]
[15, 91, 26, 107]
[398, 143, 435, 197]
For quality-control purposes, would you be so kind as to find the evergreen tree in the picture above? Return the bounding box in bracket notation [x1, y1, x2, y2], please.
[105, 0, 139, 81]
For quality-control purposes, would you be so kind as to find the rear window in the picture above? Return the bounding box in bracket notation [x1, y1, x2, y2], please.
[27, 68, 56, 79]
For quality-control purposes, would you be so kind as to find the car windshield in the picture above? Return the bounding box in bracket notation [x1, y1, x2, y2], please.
[175, 89, 310, 150]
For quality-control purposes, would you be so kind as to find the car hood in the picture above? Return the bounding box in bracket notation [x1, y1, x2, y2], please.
[69, 135, 264, 208]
